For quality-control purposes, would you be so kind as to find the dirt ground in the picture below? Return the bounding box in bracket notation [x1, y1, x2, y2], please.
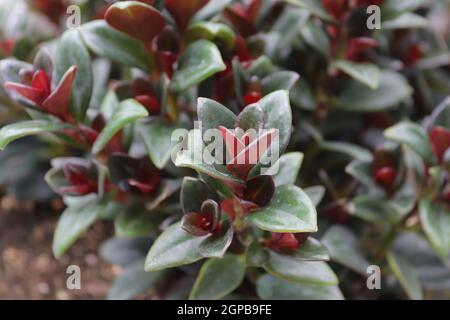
[0, 196, 118, 299]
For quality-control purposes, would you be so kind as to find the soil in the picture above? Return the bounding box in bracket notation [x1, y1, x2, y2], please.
[0, 196, 119, 299]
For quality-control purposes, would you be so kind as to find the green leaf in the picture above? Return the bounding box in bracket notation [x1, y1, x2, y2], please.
[304, 186, 326, 206]
[345, 159, 379, 190]
[181, 177, 216, 214]
[263, 251, 338, 285]
[332, 60, 380, 90]
[247, 185, 317, 233]
[92, 99, 148, 154]
[53, 29, 92, 122]
[186, 21, 236, 50]
[115, 204, 165, 238]
[145, 221, 233, 271]
[387, 251, 423, 300]
[53, 195, 109, 258]
[141, 120, 180, 169]
[100, 237, 151, 266]
[257, 90, 292, 152]
[283, 0, 333, 21]
[0, 120, 68, 150]
[321, 225, 370, 275]
[382, 13, 428, 29]
[382, 0, 424, 19]
[171, 40, 226, 92]
[301, 21, 330, 58]
[0, 59, 32, 84]
[107, 259, 165, 300]
[419, 199, 450, 258]
[197, 98, 236, 133]
[335, 70, 412, 112]
[261, 71, 299, 95]
[263, 152, 303, 186]
[384, 121, 436, 164]
[189, 254, 246, 300]
[245, 241, 270, 267]
[320, 140, 373, 161]
[192, 0, 233, 22]
[257, 274, 344, 300]
[290, 77, 315, 111]
[290, 237, 330, 261]
[80, 20, 151, 71]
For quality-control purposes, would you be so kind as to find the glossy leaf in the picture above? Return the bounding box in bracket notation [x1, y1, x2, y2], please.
[197, 97, 236, 133]
[263, 251, 338, 285]
[180, 177, 216, 214]
[105, 1, 165, 43]
[247, 185, 317, 233]
[92, 99, 148, 154]
[145, 221, 233, 271]
[186, 21, 235, 50]
[290, 237, 330, 261]
[0, 120, 68, 150]
[80, 21, 151, 71]
[263, 152, 303, 186]
[171, 40, 226, 92]
[261, 71, 299, 95]
[189, 254, 246, 300]
[304, 186, 326, 206]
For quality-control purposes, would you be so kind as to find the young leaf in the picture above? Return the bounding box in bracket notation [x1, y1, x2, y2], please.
[171, 40, 226, 92]
[263, 152, 304, 186]
[189, 254, 246, 300]
[197, 97, 236, 133]
[247, 185, 317, 233]
[80, 21, 151, 71]
[53, 29, 92, 122]
[0, 120, 68, 150]
[92, 99, 148, 154]
[181, 177, 216, 214]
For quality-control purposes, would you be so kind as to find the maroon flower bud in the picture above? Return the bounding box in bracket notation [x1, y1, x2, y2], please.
[243, 76, 262, 106]
[429, 126, 450, 164]
[322, 201, 350, 224]
[374, 166, 397, 189]
[182, 199, 221, 236]
[404, 43, 423, 67]
[345, 37, 378, 62]
[265, 233, 299, 253]
[59, 162, 99, 196]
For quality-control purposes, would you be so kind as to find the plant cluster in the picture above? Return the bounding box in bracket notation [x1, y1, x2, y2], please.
[0, 0, 450, 300]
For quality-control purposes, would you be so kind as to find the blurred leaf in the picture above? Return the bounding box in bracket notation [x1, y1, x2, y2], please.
[100, 237, 151, 266]
[384, 121, 436, 164]
[107, 259, 165, 300]
[382, 13, 428, 29]
[0, 120, 68, 150]
[186, 21, 235, 50]
[189, 254, 246, 300]
[257, 274, 343, 300]
[304, 186, 326, 206]
[261, 71, 299, 95]
[321, 225, 370, 275]
[333, 60, 380, 90]
[419, 199, 450, 259]
[387, 251, 423, 300]
[335, 71, 412, 112]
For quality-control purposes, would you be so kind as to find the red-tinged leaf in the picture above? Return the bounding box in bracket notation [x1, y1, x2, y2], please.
[429, 126, 450, 163]
[42, 66, 77, 122]
[105, 1, 166, 43]
[58, 185, 93, 196]
[135, 95, 160, 114]
[127, 179, 156, 193]
[3, 82, 46, 104]
[223, 7, 257, 38]
[165, 0, 208, 30]
[244, 175, 275, 207]
[63, 162, 91, 186]
[266, 233, 299, 253]
[245, 0, 263, 22]
[31, 70, 51, 95]
[182, 212, 212, 236]
[201, 199, 221, 232]
[219, 126, 246, 160]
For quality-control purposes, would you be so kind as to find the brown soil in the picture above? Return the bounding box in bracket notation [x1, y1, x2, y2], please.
[0, 196, 118, 299]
